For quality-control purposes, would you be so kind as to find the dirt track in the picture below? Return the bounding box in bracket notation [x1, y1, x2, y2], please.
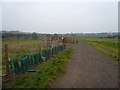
[53, 41, 118, 88]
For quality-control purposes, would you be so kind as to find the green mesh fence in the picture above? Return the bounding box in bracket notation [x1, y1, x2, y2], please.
[8, 45, 65, 75]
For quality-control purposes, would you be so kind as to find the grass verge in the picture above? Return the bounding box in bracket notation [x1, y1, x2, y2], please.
[83, 40, 119, 61]
[5, 48, 74, 88]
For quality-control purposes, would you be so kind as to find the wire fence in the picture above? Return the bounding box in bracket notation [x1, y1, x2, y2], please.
[8, 45, 66, 76]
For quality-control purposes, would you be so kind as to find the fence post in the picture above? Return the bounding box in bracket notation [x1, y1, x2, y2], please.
[4, 44, 9, 75]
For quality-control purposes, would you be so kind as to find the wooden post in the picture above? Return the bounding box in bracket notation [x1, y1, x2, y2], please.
[38, 43, 41, 52]
[4, 44, 9, 75]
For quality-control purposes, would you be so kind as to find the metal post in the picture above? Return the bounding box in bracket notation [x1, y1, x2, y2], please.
[4, 44, 9, 75]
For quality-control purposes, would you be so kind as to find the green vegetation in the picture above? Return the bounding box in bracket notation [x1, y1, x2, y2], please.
[76, 36, 100, 39]
[79, 36, 118, 41]
[5, 48, 73, 88]
[92, 38, 118, 42]
[83, 38, 119, 43]
[82, 38, 119, 61]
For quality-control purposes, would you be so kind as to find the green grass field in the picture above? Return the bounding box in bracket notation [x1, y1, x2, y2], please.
[81, 38, 119, 61]
[84, 38, 118, 43]
[5, 48, 73, 88]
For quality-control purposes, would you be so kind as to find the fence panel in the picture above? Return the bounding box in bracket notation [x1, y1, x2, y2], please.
[8, 45, 65, 75]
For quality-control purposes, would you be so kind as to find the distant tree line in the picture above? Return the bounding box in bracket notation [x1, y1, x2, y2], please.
[1, 31, 46, 39]
[1, 30, 120, 39]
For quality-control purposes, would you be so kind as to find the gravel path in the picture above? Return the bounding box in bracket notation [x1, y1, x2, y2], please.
[53, 41, 118, 88]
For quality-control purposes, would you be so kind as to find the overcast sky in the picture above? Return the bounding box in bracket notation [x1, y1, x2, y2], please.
[1, 1, 118, 34]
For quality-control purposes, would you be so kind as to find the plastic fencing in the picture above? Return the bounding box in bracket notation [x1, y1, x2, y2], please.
[8, 45, 66, 75]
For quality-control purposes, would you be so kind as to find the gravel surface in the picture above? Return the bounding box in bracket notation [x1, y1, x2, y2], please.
[53, 41, 118, 88]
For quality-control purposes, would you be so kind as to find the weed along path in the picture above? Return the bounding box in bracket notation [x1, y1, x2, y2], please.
[53, 41, 118, 88]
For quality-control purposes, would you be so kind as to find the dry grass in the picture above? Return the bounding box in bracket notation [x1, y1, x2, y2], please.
[2, 39, 44, 74]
